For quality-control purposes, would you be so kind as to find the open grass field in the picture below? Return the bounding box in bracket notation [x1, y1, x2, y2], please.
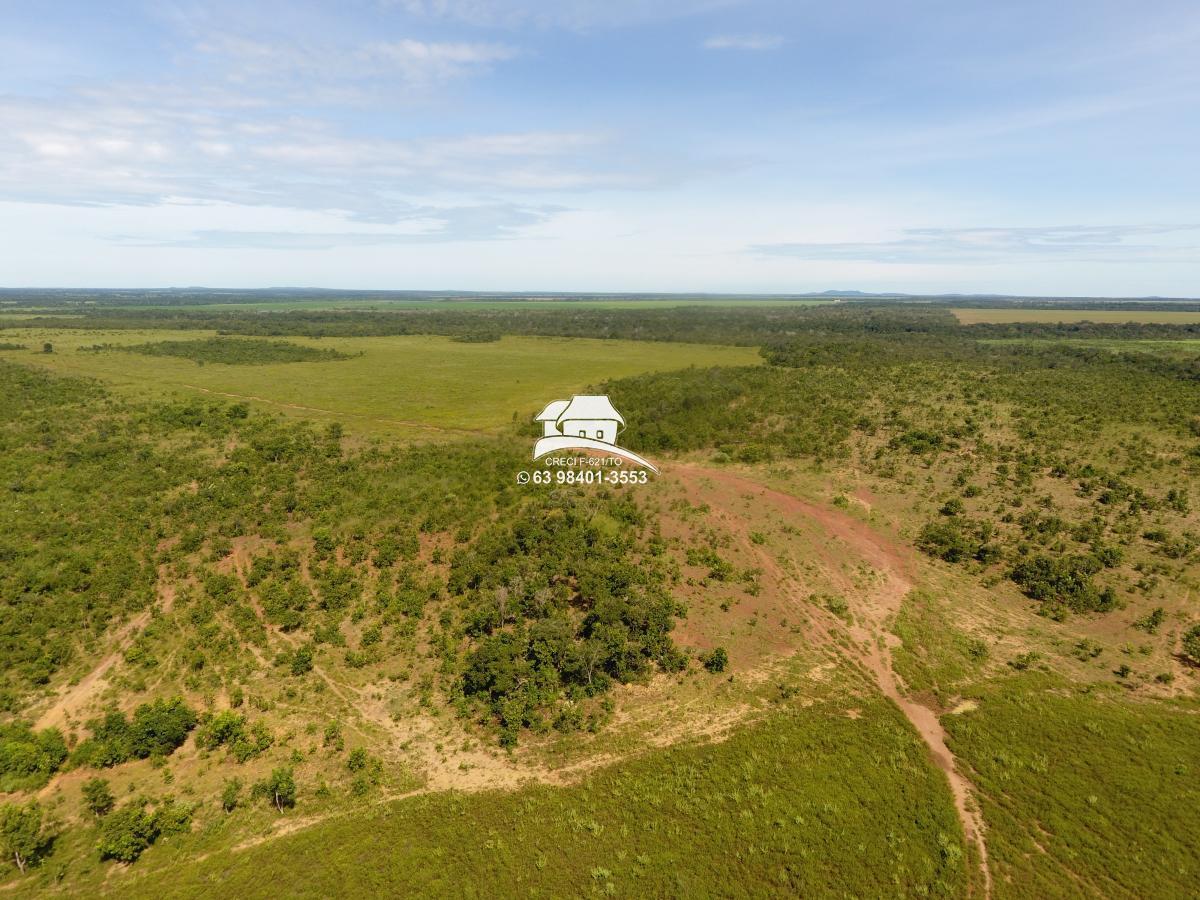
[945, 674, 1200, 899]
[68, 677, 1190, 900]
[951, 307, 1200, 325]
[0, 330, 760, 436]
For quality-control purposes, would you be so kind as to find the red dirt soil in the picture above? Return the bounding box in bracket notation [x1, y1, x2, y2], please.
[671, 462, 992, 897]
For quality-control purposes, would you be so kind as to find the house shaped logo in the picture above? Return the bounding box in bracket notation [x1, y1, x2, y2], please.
[533, 394, 659, 472]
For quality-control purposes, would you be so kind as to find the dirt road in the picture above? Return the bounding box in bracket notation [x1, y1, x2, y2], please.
[672, 463, 992, 897]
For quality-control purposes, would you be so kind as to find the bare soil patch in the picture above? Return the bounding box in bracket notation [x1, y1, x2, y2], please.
[670, 462, 993, 896]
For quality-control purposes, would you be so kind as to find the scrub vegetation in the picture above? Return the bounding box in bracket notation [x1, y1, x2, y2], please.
[1, 299, 1197, 897]
[116, 337, 354, 365]
[116, 698, 968, 899]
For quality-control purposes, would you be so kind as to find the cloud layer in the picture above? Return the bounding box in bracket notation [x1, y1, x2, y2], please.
[1, 0, 1198, 292]
[703, 34, 783, 50]
[754, 225, 1200, 263]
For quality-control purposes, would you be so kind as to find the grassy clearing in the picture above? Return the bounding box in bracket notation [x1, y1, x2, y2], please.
[0, 331, 760, 437]
[952, 308, 1200, 325]
[891, 591, 989, 706]
[80, 697, 967, 900]
[945, 674, 1200, 899]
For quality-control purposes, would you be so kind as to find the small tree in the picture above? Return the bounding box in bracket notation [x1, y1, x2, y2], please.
[82, 777, 115, 818]
[41, 342, 53, 354]
[290, 645, 314, 676]
[221, 778, 241, 813]
[346, 748, 369, 772]
[0, 801, 44, 874]
[703, 647, 729, 673]
[1182, 624, 1200, 665]
[256, 767, 296, 812]
[97, 805, 159, 863]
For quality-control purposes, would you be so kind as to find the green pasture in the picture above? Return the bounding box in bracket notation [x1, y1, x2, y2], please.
[0, 330, 761, 436]
[945, 674, 1200, 899]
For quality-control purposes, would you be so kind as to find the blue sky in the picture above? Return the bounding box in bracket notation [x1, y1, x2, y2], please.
[1, 0, 1198, 294]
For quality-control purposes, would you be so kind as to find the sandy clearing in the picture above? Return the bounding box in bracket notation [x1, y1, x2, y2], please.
[35, 575, 176, 732]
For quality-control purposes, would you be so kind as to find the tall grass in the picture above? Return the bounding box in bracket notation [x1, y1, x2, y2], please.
[945, 673, 1200, 899]
[101, 698, 967, 899]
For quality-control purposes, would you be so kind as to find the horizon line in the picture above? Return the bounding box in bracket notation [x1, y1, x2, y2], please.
[2, 287, 1200, 302]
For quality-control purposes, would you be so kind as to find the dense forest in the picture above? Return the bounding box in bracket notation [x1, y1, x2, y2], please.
[11, 303, 1200, 347]
[111, 337, 353, 365]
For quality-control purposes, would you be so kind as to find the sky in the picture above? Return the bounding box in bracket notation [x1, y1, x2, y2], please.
[1, 0, 1198, 295]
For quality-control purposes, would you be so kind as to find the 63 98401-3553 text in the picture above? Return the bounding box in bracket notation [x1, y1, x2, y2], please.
[516, 469, 649, 486]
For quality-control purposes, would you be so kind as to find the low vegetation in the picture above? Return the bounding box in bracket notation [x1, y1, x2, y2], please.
[110, 698, 968, 899]
[118, 337, 352, 365]
[945, 674, 1200, 898]
[1, 300, 1197, 895]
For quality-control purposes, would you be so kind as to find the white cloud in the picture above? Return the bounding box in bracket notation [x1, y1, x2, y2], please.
[194, 30, 517, 87]
[0, 87, 653, 220]
[753, 225, 1200, 264]
[391, 0, 738, 30]
[113, 200, 566, 248]
[360, 39, 517, 81]
[703, 34, 784, 51]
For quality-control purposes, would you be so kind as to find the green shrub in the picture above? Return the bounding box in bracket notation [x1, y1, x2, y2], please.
[221, 778, 242, 813]
[0, 723, 67, 791]
[290, 645, 315, 676]
[1181, 624, 1200, 665]
[195, 711, 272, 762]
[97, 805, 160, 863]
[1133, 607, 1165, 634]
[81, 778, 115, 817]
[916, 521, 980, 563]
[154, 801, 194, 837]
[1009, 554, 1116, 613]
[74, 698, 196, 768]
[252, 767, 296, 812]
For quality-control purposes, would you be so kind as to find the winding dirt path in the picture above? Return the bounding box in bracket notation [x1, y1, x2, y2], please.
[672, 463, 992, 897]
